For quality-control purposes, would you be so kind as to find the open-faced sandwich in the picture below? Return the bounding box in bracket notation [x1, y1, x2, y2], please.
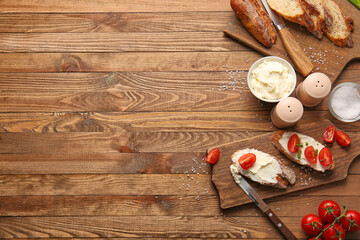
[230, 148, 296, 189]
[271, 131, 335, 172]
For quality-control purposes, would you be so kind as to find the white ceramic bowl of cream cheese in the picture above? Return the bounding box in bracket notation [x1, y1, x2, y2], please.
[247, 56, 297, 103]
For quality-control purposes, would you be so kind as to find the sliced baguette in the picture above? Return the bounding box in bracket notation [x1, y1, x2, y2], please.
[300, 0, 325, 39]
[231, 0, 277, 47]
[230, 148, 296, 189]
[271, 131, 335, 172]
[323, 0, 354, 47]
[266, 0, 317, 37]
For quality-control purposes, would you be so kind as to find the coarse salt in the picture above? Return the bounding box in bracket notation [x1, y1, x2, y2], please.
[331, 85, 360, 120]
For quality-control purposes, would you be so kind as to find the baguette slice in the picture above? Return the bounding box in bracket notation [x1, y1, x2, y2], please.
[230, 148, 296, 189]
[231, 0, 277, 47]
[300, 0, 325, 39]
[271, 131, 335, 172]
[323, 0, 354, 47]
[266, 0, 319, 38]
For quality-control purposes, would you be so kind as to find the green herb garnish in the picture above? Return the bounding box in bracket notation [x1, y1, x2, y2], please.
[314, 149, 319, 156]
[297, 149, 302, 159]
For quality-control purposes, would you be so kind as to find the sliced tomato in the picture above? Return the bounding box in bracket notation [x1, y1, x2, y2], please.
[335, 130, 351, 147]
[238, 153, 256, 170]
[304, 146, 317, 164]
[206, 148, 220, 164]
[288, 134, 300, 153]
[318, 147, 333, 167]
[323, 125, 336, 143]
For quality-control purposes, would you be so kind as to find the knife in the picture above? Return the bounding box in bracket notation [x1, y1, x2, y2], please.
[236, 176, 298, 240]
[260, 0, 314, 77]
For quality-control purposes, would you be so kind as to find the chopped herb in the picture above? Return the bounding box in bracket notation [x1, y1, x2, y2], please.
[305, 142, 309, 146]
[314, 149, 318, 156]
[297, 149, 302, 159]
[296, 143, 303, 147]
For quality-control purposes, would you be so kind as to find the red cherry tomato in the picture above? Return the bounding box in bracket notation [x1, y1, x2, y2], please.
[309, 238, 322, 240]
[206, 148, 220, 164]
[301, 214, 323, 236]
[238, 153, 256, 170]
[335, 130, 351, 147]
[340, 209, 360, 232]
[304, 146, 317, 164]
[288, 134, 300, 153]
[318, 200, 341, 223]
[318, 147, 333, 167]
[323, 125, 336, 143]
[323, 223, 346, 240]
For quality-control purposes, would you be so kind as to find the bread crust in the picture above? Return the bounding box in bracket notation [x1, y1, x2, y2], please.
[271, 131, 335, 171]
[230, 0, 277, 47]
[231, 149, 296, 189]
[323, 1, 354, 48]
[299, 0, 324, 39]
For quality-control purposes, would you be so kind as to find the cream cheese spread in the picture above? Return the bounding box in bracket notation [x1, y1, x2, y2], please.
[250, 60, 294, 100]
[230, 148, 282, 184]
[279, 132, 329, 172]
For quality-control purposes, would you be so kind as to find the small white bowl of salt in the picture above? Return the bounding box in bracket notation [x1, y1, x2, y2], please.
[328, 82, 360, 122]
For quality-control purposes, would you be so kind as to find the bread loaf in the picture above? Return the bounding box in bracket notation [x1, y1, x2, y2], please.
[230, 0, 277, 47]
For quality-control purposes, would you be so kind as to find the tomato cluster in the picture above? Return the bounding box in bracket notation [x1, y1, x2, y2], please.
[301, 200, 360, 240]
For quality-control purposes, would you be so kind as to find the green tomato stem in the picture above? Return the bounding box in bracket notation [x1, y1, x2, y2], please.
[313, 205, 348, 240]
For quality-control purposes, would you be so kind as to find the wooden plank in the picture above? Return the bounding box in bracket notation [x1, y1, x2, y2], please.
[0, 131, 259, 153]
[0, 71, 358, 112]
[0, 174, 359, 197]
[0, 215, 359, 239]
[0, 13, 232, 33]
[0, 0, 231, 13]
[0, 152, 210, 174]
[0, 32, 245, 53]
[0, 174, 214, 196]
[0, 52, 261, 73]
[0, 112, 359, 134]
[0, 151, 358, 175]
[0, 195, 358, 217]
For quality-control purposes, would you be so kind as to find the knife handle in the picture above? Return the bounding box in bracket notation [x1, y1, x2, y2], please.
[278, 27, 314, 77]
[264, 208, 298, 240]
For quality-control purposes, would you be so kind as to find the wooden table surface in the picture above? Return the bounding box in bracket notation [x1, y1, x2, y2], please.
[0, 0, 359, 239]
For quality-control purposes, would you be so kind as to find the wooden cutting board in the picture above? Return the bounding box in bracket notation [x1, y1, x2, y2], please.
[209, 119, 360, 209]
[224, 0, 360, 82]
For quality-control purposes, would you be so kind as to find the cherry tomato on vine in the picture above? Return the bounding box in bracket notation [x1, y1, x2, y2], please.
[340, 209, 360, 232]
[301, 214, 323, 235]
[323, 223, 346, 240]
[323, 125, 336, 143]
[318, 200, 341, 223]
[206, 148, 220, 164]
[288, 134, 300, 153]
[238, 153, 256, 170]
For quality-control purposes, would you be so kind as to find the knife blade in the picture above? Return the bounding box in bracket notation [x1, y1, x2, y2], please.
[260, 0, 314, 77]
[236, 176, 298, 240]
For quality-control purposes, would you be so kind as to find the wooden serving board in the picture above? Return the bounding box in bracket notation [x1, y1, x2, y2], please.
[224, 0, 360, 82]
[209, 119, 360, 209]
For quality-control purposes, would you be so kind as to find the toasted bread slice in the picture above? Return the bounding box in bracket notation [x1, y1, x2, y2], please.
[230, 148, 296, 189]
[266, 0, 317, 37]
[323, 0, 354, 47]
[300, 0, 325, 39]
[271, 131, 335, 172]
